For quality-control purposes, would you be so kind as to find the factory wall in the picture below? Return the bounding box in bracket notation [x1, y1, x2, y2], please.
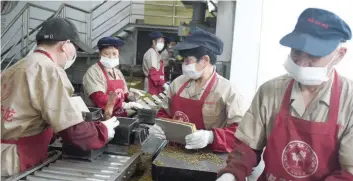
[229, 0, 353, 108]
[215, 1, 236, 79]
[1, 1, 144, 61]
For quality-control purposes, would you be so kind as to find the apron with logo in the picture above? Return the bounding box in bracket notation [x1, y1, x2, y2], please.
[1, 49, 54, 173]
[97, 62, 127, 117]
[148, 49, 165, 95]
[170, 72, 218, 129]
[258, 71, 341, 181]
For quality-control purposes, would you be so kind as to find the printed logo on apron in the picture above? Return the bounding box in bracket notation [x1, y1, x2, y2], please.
[173, 111, 190, 122]
[282, 140, 319, 178]
[114, 88, 124, 99]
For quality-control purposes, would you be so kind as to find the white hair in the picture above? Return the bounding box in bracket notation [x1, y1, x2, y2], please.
[339, 41, 348, 48]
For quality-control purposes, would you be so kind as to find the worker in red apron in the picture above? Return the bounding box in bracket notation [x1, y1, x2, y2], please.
[160, 36, 177, 82]
[1, 18, 119, 177]
[142, 31, 169, 95]
[83, 37, 143, 117]
[151, 30, 245, 153]
[217, 8, 353, 181]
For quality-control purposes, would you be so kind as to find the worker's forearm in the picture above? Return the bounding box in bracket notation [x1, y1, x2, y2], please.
[217, 138, 260, 181]
[58, 121, 108, 150]
[90, 91, 123, 110]
[211, 123, 238, 153]
[156, 108, 171, 119]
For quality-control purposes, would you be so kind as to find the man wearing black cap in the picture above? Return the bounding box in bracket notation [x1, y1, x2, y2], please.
[1, 17, 119, 176]
[217, 8, 353, 181]
[142, 31, 169, 95]
[152, 30, 245, 153]
[83, 36, 143, 117]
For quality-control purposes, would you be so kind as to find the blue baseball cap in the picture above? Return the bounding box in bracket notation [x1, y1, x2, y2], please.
[97, 37, 125, 51]
[149, 31, 164, 40]
[166, 36, 176, 43]
[173, 30, 223, 55]
[280, 8, 352, 57]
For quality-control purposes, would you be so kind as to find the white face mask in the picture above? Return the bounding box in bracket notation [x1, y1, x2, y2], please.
[156, 42, 164, 51]
[283, 55, 336, 85]
[64, 54, 76, 70]
[100, 56, 120, 68]
[182, 63, 205, 80]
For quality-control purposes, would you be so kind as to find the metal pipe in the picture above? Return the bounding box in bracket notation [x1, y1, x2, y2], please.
[129, 1, 132, 24]
[62, 3, 90, 13]
[3, 49, 22, 70]
[1, 11, 55, 57]
[92, 15, 129, 41]
[21, 14, 25, 57]
[26, 8, 30, 53]
[41, 168, 111, 180]
[191, 2, 207, 25]
[1, 3, 55, 38]
[92, 1, 121, 21]
[1, 25, 22, 52]
[90, 0, 107, 12]
[88, 13, 92, 47]
[29, 17, 46, 22]
[65, 17, 87, 24]
[135, 2, 184, 7]
[172, 1, 176, 26]
[92, 3, 130, 32]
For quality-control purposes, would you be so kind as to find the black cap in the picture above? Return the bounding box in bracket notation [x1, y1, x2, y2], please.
[97, 37, 125, 51]
[36, 17, 94, 54]
[173, 30, 223, 55]
[280, 8, 352, 57]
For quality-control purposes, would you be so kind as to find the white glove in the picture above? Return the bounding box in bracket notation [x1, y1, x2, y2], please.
[185, 130, 214, 149]
[122, 102, 143, 109]
[128, 90, 141, 101]
[102, 117, 120, 140]
[142, 124, 166, 139]
[163, 82, 170, 91]
[216, 173, 236, 181]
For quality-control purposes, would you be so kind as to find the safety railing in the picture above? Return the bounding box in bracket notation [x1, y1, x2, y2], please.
[90, 1, 192, 48]
[1, 0, 192, 71]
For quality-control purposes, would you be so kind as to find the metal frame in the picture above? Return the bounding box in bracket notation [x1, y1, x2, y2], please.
[1, 1, 192, 71]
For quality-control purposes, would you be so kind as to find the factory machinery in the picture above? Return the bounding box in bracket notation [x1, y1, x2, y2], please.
[3, 89, 227, 181]
[3, 116, 168, 181]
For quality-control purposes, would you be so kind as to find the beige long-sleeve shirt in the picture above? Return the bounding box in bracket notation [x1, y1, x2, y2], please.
[161, 70, 245, 129]
[1, 50, 83, 176]
[235, 73, 353, 175]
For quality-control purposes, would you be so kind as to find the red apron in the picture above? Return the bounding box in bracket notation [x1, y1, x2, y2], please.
[258, 71, 341, 181]
[148, 49, 165, 95]
[97, 62, 127, 117]
[170, 72, 218, 129]
[1, 49, 54, 172]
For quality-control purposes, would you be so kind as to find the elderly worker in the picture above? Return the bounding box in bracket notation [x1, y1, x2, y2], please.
[1, 18, 119, 176]
[160, 36, 177, 81]
[155, 30, 245, 153]
[143, 31, 168, 95]
[83, 37, 142, 117]
[217, 8, 353, 181]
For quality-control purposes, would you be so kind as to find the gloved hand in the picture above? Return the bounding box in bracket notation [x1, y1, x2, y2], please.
[142, 124, 166, 139]
[185, 130, 214, 149]
[216, 173, 236, 181]
[127, 92, 140, 102]
[102, 117, 120, 140]
[128, 89, 142, 101]
[122, 102, 143, 110]
[163, 82, 170, 91]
